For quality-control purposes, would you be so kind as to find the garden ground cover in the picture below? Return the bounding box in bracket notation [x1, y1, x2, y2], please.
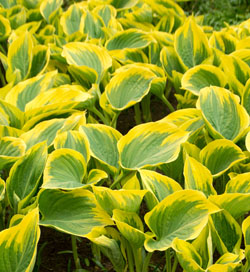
[1, 0, 250, 271]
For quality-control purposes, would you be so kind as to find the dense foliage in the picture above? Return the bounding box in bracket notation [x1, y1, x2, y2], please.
[1, 0, 250, 271]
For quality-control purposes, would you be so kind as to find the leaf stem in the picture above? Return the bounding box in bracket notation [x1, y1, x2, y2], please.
[71, 235, 82, 270]
[166, 248, 172, 272]
[142, 252, 153, 272]
[89, 107, 109, 125]
[160, 94, 175, 113]
[134, 103, 142, 125]
[171, 253, 178, 272]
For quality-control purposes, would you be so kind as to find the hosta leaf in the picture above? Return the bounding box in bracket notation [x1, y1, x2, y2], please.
[160, 46, 186, 80]
[93, 186, 146, 216]
[161, 108, 202, 126]
[207, 252, 243, 272]
[209, 31, 237, 54]
[62, 42, 112, 83]
[231, 49, 250, 68]
[184, 155, 216, 197]
[25, 84, 92, 111]
[80, 124, 122, 172]
[144, 190, 218, 252]
[5, 71, 56, 111]
[0, 178, 5, 201]
[7, 31, 33, 82]
[118, 121, 189, 170]
[0, 14, 11, 41]
[0, 137, 26, 170]
[197, 86, 249, 142]
[181, 65, 226, 96]
[113, 209, 146, 248]
[221, 54, 250, 93]
[242, 216, 250, 245]
[40, 0, 63, 23]
[242, 216, 250, 272]
[200, 139, 245, 177]
[42, 148, 86, 190]
[209, 210, 242, 254]
[82, 11, 104, 39]
[209, 193, 250, 219]
[173, 238, 204, 272]
[54, 130, 90, 163]
[60, 4, 82, 35]
[139, 169, 182, 209]
[88, 228, 126, 272]
[6, 142, 47, 209]
[39, 189, 113, 236]
[93, 4, 117, 26]
[246, 131, 250, 152]
[87, 169, 108, 185]
[106, 29, 153, 50]
[242, 78, 250, 115]
[67, 64, 98, 88]
[192, 225, 213, 269]
[174, 17, 211, 68]
[28, 45, 50, 78]
[105, 66, 155, 111]
[109, 0, 138, 9]
[20, 118, 66, 150]
[225, 173, 250, 193]
[0, 208, 40, 272]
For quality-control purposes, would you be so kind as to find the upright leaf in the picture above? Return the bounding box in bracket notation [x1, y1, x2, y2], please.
[6, 142, 47, 209]
[80, 124, 122, 172]
[184, 155, 216, 197]
[197, 86, 249, 142]
[0, 209, 40, 272]
[7, 31, 33, 82]
[174, 17, 211, 68]
[43, 148, 86, 190]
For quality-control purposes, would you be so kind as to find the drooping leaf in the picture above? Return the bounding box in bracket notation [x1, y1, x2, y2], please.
[39, 189, 113, 236]
[209, 193, 250, 219]
[181, 64, 226, 96]
[0, 137, 26, 170]
[5, 71, 56, 111]
[105, 66, 155, 111]
[93, 186, 146, 216]
[62, 42, 112, 83]
[118, 121, 189, 170]
[144, 190, 219, 252]
[199, 139, 246, 177]
[106, 29, 153, 50]
[20, 118, 66, 150]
